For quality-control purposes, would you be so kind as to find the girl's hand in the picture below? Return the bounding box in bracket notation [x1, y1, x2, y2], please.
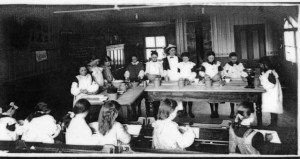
[80, 89, 88, 94]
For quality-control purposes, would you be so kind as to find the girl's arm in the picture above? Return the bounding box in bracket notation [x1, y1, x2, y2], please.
[174, 126, 195, 149]
[71, 78, 81, 96]
[116, 122, 131, 144]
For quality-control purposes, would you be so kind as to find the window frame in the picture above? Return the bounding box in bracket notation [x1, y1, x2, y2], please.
[283, 16, 298, 63]
[144, 35, 167, 61]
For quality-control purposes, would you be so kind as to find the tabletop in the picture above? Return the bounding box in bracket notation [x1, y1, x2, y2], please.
[117, 86, 145, 106]
[145, 80, 265, 93]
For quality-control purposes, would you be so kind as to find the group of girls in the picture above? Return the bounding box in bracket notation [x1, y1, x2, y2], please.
[0, 97, 196, 151]
[153, 44, 282, 127]
[71, 55, 114, 105]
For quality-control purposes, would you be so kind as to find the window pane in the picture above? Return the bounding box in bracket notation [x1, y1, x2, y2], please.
[146, 49, 165, 61]
[155, 36, 166, 47]
[284, 31, 295, 47]
[145, 37, 155, 47]
[285, 46, 297, 63]
[146, 49, 153, 61]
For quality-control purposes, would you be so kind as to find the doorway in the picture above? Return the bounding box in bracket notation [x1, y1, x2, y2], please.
[234, 24, 266, 60]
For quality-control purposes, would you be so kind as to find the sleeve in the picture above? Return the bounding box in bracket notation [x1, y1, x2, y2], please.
[145, 62, 150, 74]
[173, 125, 195, 149]
[138, 70, 145, 78]
[116, 122, 131, 144]
[71, 78, 81, 96]
[252, 132, 265, 153]
[159, 62, 165, 76]
[268, 72, 276, 85]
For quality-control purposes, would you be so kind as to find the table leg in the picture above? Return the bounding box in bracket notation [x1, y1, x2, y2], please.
[256, 95, 262, 128]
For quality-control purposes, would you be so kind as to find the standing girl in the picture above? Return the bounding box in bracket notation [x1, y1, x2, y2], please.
[162, 44, 181, 81]
[199, 51, 223, 118]
[0, 102, 19, 141]
[258, 57, 283, 127]
[178, 52, 197, 118]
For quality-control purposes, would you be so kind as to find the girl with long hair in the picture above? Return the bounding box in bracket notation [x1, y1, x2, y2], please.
[93, 100, 131, 146]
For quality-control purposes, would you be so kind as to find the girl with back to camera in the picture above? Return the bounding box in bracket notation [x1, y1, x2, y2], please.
[65, 98, 95, 145]
[152, 99, 195, 150]
[92, 100, 131, 146]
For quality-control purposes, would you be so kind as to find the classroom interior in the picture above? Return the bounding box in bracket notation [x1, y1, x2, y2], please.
[0, 2, 298, 156]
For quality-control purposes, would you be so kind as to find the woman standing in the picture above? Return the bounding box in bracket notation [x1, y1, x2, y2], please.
[162, 44, 181, 81]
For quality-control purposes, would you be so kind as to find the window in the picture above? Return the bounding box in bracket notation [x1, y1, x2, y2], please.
[145, 36, 166, 60]
[284, 16, 297, 63]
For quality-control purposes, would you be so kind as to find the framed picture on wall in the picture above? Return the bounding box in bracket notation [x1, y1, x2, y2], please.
[35, 50, 47, 62]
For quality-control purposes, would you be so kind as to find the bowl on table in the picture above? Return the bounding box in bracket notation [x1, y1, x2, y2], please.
[131, 82, 139, 88]
[112, 80, 124, 88]
[147, 74, 160, 82]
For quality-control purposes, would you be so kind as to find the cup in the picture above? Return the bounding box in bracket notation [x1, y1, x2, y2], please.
[194, 78, 200, 84]
[108, 93, 118, 100]
[154, 78, 161, 88]
[225, 78, 231, 83]
[131, 82, 139, 88]
[205, 79, 212, 87]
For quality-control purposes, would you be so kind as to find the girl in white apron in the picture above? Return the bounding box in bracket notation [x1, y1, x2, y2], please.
[71, 65, 99, 106]
[199, 51, 223, 118]
[229, 102, 264, 154]
[258, 57, 283, 127]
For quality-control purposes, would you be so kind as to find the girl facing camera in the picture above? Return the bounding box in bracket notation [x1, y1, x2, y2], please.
[92, 100, 131, 146]
[152, 99, 195, 150]
[229, 101, 264, 154]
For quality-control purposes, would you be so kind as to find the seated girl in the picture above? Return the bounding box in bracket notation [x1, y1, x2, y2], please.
[229, 101, 265, 154]
[0, 102, 19, 141]
[65, 99, 95, 145]
[20, 100, 61, 143]
[71, 65, 99, 106]
[92, 100, 131, 146]
[152, 99, 195, 150]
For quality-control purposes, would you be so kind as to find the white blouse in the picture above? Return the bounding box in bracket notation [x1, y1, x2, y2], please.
[165, 56, 180, 81]
[90, 67, 104, 86]
[201, 62, 221, 78]
[223, 63, 247, 80]
[178, 62, 196, 81]
[152, 120, 195, 150]
[91, 122, 131, 146]
[20, 115, 60, 143]
[0, 117, 18, 141]
[145, 61, 164, 76]
[66, 113, 95, 145]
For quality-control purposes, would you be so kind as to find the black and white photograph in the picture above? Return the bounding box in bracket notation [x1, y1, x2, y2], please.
[0, 0, 299, 157]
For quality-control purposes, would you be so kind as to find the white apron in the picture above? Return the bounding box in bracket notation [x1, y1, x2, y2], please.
[259, 70, 283, 114]
[166, 56, 180, 81]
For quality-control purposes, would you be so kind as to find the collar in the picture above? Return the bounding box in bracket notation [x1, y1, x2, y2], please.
[168, 55, 177, 59]
[131, 61, 139, 65]
[228, 61, 240, 66]
[207, 61, 216, 65]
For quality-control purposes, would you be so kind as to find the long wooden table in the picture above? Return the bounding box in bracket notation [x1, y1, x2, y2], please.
[144, 80, 265, 127]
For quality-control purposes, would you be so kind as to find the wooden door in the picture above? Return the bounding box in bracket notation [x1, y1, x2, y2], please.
[234, 24, 266, 60]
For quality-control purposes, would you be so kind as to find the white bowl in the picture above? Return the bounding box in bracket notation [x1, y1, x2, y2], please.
[112, 80, 124, 88]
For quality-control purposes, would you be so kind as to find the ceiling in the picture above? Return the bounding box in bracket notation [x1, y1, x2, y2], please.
[0, 5, 297, 24]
